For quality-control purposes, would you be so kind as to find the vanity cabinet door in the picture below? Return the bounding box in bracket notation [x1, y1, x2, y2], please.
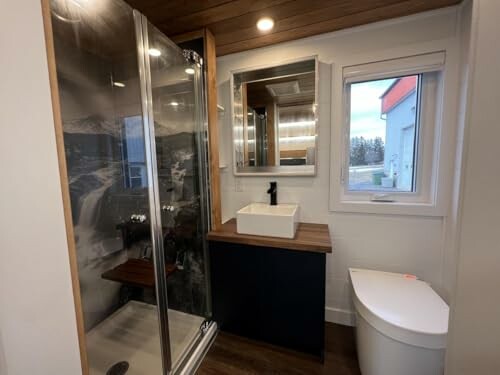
[209, 241, 260, 337]
[209, 241, 326, 358]
[259, 246, 325, 357]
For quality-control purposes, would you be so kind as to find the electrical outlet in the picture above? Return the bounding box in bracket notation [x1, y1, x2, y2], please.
[235, 178, 243, 192]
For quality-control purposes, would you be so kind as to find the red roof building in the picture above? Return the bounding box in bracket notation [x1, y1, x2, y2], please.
[381, 76, 418, 114]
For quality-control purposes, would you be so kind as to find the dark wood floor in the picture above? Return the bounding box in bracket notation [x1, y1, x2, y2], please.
[197, 323, 361, 375]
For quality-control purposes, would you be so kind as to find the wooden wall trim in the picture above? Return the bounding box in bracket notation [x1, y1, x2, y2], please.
[40, 1, 89, 373]
[171, 29, 205, 44]
[204, 28, 223, 231]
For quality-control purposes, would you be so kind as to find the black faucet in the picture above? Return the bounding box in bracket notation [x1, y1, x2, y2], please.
[267, 181, 277, 206]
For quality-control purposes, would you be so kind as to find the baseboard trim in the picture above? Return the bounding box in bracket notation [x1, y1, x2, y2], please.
[325, 307, 356, 327]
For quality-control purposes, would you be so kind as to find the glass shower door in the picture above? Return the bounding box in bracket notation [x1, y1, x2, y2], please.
[135, 13, 213, 372]
[50, 0, 213, 372]
[49, 1, 167, 374]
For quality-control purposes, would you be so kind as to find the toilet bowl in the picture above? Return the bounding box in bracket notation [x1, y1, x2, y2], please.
[349, 268, 449, 375]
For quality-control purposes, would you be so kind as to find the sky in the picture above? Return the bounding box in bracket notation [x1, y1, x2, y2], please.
[349, 78, 395, 142]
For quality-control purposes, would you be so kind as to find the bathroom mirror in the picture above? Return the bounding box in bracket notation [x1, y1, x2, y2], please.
[231, 56, 318, 176]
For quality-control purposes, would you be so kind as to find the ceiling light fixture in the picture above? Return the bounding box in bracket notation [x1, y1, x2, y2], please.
[113, 81, 125, 88]
[148, 48, 161, 57]
[185, 67, 195, 75]
[257, 17, 274, 32]
[170, 101, 179, 106]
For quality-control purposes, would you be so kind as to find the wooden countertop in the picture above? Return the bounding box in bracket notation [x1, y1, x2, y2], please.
[207, 219, 332, 254]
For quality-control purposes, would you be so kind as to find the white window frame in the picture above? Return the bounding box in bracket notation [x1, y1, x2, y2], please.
[330, 50, 458, 216]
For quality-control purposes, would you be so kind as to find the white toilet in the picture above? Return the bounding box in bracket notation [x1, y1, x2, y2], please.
[349, 268, 449, 375]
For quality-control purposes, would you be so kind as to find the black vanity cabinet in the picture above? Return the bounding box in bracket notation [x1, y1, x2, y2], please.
[208, 219, 332, 359]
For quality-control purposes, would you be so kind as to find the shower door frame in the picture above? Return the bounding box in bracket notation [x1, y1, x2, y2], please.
[134, 10, 173, 374]
[134, 11, 218, 375]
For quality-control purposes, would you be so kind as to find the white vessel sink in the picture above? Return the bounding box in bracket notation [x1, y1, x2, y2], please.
[236, 203, 300, 239]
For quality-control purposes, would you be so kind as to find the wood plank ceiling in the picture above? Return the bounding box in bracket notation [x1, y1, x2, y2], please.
[124, 0, 462, 56]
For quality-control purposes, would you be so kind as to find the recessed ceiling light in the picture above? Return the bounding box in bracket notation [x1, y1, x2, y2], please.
[148, 48, 161, 57]
[185, 67, 195, 75]
[257, 17, 274, 32]
[170, 101, 179, 106]
[113, 81, 125, 88]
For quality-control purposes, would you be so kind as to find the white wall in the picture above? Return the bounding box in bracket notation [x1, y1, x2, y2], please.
[217, 7, 461, 325]
[446, 0, 500, 373]
[442, 0, 473, 305]
[0, 1, 82, 374]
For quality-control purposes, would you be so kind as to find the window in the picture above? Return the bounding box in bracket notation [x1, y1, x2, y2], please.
[122, 115, 147, 189]
[128, 164, 147, 189]
[347, 75, 420, 193]
[330, 52, 452, 215]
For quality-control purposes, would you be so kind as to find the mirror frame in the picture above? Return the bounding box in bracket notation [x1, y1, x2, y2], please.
[230, 55, 319, 176]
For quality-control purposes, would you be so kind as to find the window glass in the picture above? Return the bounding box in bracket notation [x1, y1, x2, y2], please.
[348, 75, 419, 192]
[122, 115, 147, 189]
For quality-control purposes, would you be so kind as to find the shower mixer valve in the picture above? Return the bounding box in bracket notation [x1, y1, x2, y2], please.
[162, 205, 175, 212]
[130, 214, 147, 223]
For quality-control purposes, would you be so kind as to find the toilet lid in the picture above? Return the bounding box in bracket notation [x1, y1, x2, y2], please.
[349, 268, 449, 349]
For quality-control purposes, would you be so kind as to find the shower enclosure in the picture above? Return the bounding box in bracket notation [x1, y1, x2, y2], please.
[48, 0, 216, 373]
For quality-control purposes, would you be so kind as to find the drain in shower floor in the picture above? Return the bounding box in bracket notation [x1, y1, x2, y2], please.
[106, 361, 129, 375]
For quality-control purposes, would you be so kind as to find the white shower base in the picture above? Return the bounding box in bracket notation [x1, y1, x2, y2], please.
[86, 300, 204, 374]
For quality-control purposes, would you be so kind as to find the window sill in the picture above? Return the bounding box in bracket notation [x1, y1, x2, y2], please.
[330, 199, 446, 217]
